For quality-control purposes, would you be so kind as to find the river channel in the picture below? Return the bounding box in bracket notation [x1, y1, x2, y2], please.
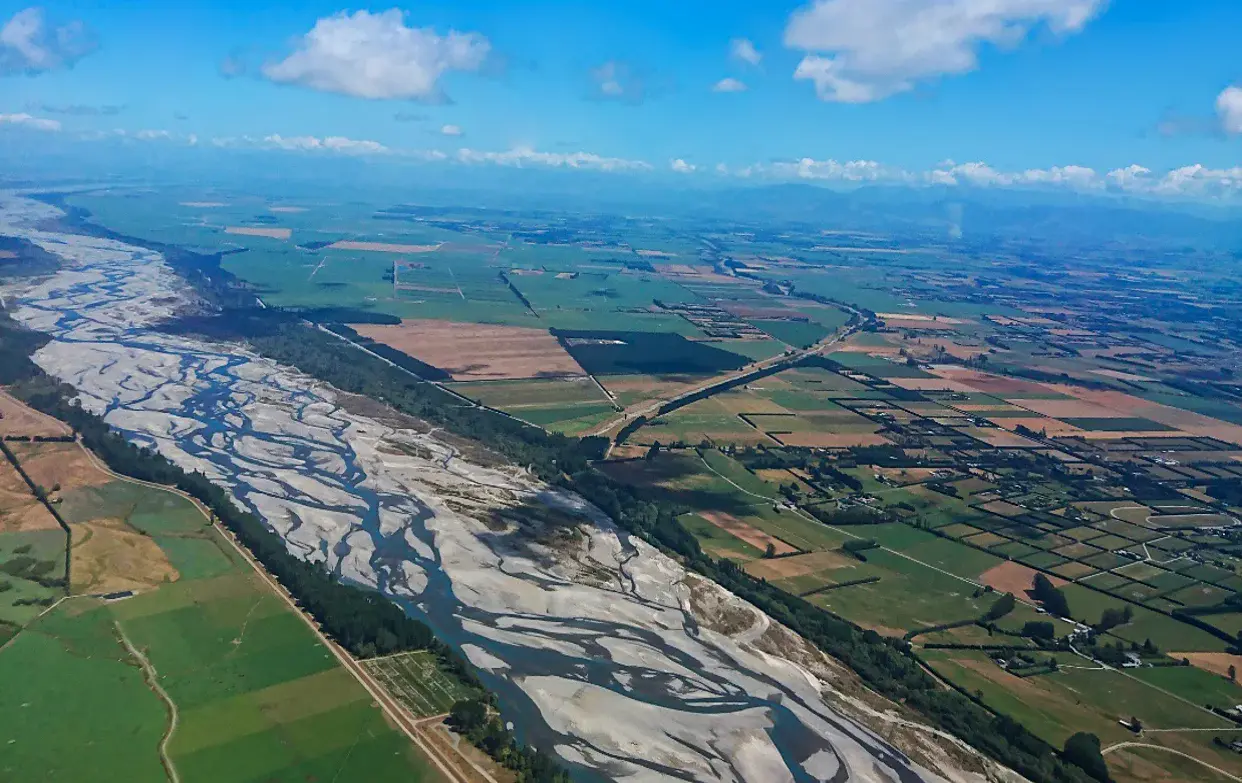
[0, 191, 989, 783]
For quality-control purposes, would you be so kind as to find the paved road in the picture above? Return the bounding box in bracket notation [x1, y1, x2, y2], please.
[586, 317, 862, 440]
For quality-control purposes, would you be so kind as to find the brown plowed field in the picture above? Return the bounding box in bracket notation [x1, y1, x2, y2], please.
[351, 319, 586, 381]
[979, 561, 1064, 596]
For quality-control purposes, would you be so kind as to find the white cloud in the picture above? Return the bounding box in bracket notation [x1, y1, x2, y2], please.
[440, 124, 463, 137]
[670, 158, 696, 173]
[0, 112, 60, 131]
[769, 157, 893, 182]
[590, 60, 644, 102]
[457, 146, 651, 172]
[1217, 86, 1242, 135]
[1151, 164, 1242, 197]
[730, 38, 762, 66]
[1105, 164, 1150, 189]
[0, 7, 94, 75]
[1018, 164, 1098, 188]
[262, 10, 490, 100]
[713, 77, 747, 93]
[263, 134, 390, 154]
[135, 129, 171, 141]
[785, 0, 1108, 102]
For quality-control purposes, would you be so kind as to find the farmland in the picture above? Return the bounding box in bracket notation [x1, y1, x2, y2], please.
[38, 182, 1242, 783]
[0, 407, 439, 782]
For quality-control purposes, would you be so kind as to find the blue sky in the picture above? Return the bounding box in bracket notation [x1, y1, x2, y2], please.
[1, 1, 1241, 197]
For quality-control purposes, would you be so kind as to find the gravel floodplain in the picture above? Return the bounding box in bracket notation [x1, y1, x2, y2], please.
[0, 192, 1020, 783]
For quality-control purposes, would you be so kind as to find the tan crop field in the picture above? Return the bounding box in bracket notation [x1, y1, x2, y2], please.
[745, 550, 853, 581]
[0, 390, 71, 438]
[351, 319, 585, 380]
[225, 226, 291, 240]
[71, 517, 178, 594]
[698, 511, 799, 556]
[980, 561, 1064, 595]
[6, 441, 111, 494]
[0, 460, 59, 534]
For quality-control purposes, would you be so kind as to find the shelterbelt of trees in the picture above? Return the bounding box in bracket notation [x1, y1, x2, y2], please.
[0, 310, 570, 783]
[157, 306, 1105, 783]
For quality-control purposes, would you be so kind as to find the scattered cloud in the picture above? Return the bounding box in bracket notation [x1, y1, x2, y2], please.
[219, 52, 248, 79]
[713, 77, 747, 93]
[135, 129, 171, 141]
[730, 38, 762, 67]
[765, 157, 894, 182]
[0, 7, 95, 75]
[784, 0, 1108, 103]
[262, 134, 391, 154]
[440, 124, 463, 137]
[394, 110, 429, 122]
[1217, 86, 1242, 135]
[30, 102, 123, 116]
[670, 158, 696, 173]
[0, 111, 60, 131]
[590, 60, 645, 103]
[458, 145, 652, 172]
[262, 9, 490, 100]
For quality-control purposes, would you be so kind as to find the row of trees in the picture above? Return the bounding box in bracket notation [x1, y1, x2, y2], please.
[220, 317, 1106, 783]
[0, 307, 570, 781]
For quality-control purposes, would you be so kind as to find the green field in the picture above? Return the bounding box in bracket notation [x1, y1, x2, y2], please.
[681, 513, 765, 561]
[363, 650, 481, 717]
[924, 649, 1233, 751]
[749, 318, 830, 348]
[0, 466, 438, 782]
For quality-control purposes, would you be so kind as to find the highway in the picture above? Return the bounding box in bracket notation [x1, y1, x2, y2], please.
[586, 313, 863, 441]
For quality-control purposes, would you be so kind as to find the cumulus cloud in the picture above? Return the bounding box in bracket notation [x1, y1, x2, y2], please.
[135, 129, 171, 141]
[768, 157, 893, 182]
[458, 145, 651, 172]
[784, 0, 1108, 102]
[1217, 86, 1242, 135]
[713, 77, 747, 93]
[590, 60, 646, 103]
[262, 134, 390, 154]
[440, 124, 463, 137]
[262, 10, 490, 100]
[1105, 164, 1150, 189]
[730, 38, 762, 66]
[0, 7, 95, 75]
[670, 158, 696, 173]
[0, 111, 60, 131]
[1152, 164, 1242, 197]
